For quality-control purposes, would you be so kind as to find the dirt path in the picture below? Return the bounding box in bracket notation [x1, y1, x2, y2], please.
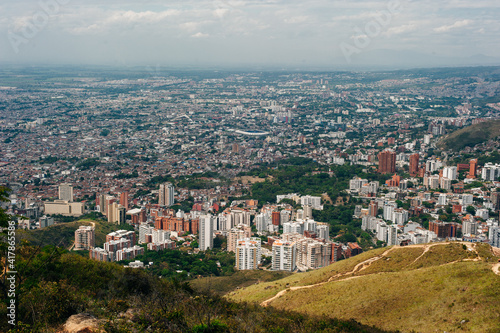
[260, 242, 496, 307]
[492, 263, 500, 275]
[261, 246, 399, 307]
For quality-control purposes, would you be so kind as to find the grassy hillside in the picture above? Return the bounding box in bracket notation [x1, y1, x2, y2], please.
[229, 242, 500, 333]
[438, 119, 500, 151]
[189, 270, 292, 295]
[17, 218, 131, 248]
[0, 244, 392, 333]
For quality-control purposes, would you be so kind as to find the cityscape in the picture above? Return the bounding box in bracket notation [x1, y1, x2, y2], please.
[1, 0, 500, 332]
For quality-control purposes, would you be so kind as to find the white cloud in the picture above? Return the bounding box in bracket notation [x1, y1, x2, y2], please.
[213, 8, 230, 18]
[66, 9, 181, 34]
[2, 0, 500, 66]
[191, 32, 209, 38]
[180, 21, 201, 32]
[434, 19, 472, 33]
[385, 24, 417, 36]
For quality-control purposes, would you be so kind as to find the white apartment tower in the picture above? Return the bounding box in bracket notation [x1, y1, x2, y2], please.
[272, 240, 296, 271]
[199, 215, 214, 251]
[235, 238, 262, 270]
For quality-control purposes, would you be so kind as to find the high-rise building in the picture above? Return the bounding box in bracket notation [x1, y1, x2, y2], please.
[159, 182, 175, 207]
[481, 163, 500, 181]
[199, 215, 214, 251]
[280, 210, 291, 225]
[491, 192, 500, 211]
[383, 202, 397, 221]
[462, 219, 478, 236]
[378, 150, 396, 174]
[271, 211, 281, 226]
[283, 221, 304, 235]
[443, 166, 457, 180]
[438, 194, 447, 206]
[98, 194, 106, 214]
[409, 153, 419, 176]
[103, 196, 115, 217]
[317, 223, 330, 241]
[39, 215, 54, 228]
[58, 183, 74, 202]
[107, 202, 126, 225]
[300, 196, 322, 210]
[469, 159, 478, 178]
[119, 191, 129, 210]
[304, 219, 317, 234]
[303, 205, 313, 219]
[235, 238, 262, 270]
[423, 134, 431, 145]
[272, 240, 296, 271]
[387, 224, 398, 246]
[138, 223, 154, 244]
[75, 225, 95, 250]
[489, 226, 500, 248]
[369, 201, 378, 217]
[295, 238, 332, 269]
[227, 224, 252, 252]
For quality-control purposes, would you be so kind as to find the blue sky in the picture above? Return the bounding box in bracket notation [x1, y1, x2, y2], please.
[1, 0, 499, 69]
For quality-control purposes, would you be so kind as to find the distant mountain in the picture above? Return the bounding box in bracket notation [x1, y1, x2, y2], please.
[229, 242, 500, 333]
[438, 120, 500, 151]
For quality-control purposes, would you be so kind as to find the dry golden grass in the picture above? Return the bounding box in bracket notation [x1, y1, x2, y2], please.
[356, 247, 424, 276]
[270, 261, 500, 333]
[231, 242, 500, 332]
[406, 243, 475, 270]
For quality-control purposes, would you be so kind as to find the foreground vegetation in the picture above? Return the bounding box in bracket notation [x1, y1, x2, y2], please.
[0, 244, 391, 333]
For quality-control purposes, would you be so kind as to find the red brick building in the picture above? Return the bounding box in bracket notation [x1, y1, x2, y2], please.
[409, 153, 419, 176]
[378, 150, 396, 174]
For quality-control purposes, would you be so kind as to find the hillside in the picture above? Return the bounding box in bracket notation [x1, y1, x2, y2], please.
[0, 244, 392, 333]
[17, 218, 130, 249]
[438, 119, 500, 151]
[229, 242, 500, 333]
[190, 270, 293, 295]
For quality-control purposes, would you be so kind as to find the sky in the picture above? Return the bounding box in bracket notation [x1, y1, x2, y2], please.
[1, 0, 500, 69]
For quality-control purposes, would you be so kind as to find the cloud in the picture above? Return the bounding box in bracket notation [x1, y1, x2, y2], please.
[1, 0, 500, 67]
[434, 19, 472, 33]
[191, 32, 209, 38]
[385, 24, 417, 36]
[68, 9, 181, 34]
[213, 8, 230, 18]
